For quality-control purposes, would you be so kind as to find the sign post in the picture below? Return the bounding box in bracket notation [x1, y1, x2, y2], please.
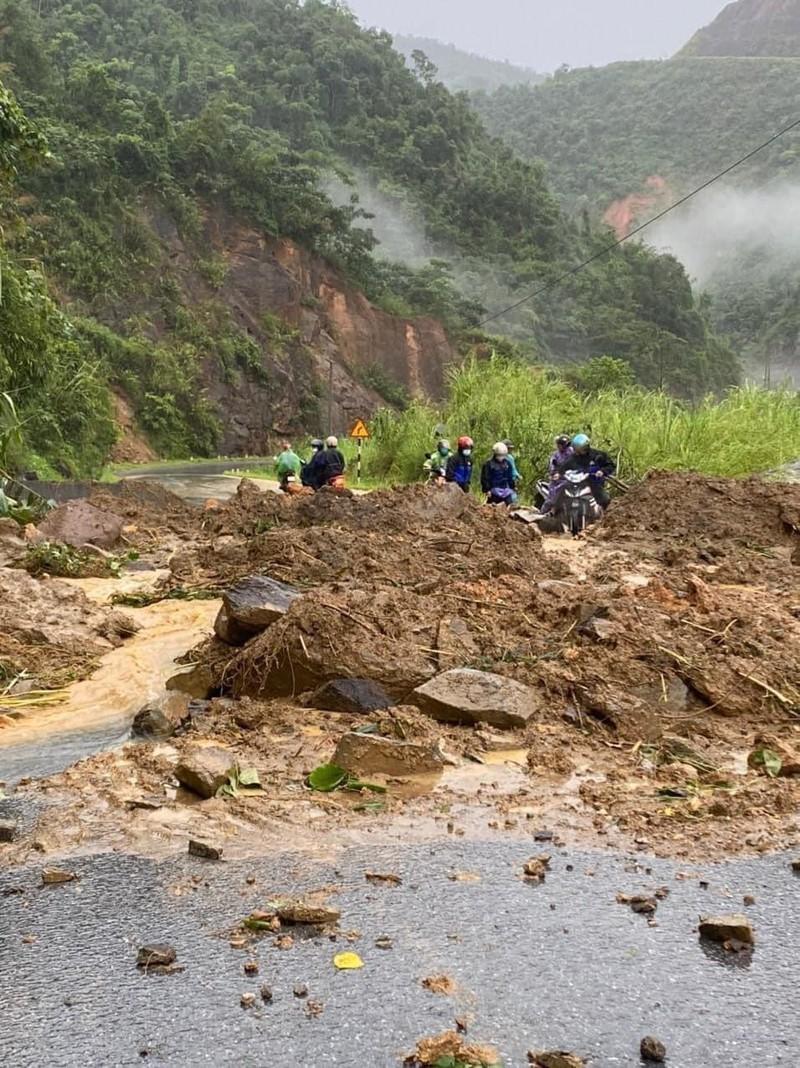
[348, 419, 371, 485]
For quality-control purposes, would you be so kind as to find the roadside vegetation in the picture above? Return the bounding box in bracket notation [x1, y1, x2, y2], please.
[366, 356, 800, 486]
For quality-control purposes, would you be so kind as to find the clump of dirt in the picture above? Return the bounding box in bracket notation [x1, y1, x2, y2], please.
[597, 470, 800, 558]
[0, 567, 138, 690]
[88, 480, 198, 546]
[405, 1032, 500, 1067]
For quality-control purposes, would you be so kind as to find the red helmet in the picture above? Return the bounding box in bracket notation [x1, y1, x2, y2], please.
[457, 436, 474, 450]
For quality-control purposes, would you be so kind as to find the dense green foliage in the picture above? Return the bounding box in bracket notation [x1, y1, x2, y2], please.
[475, 58, 800, 204]
[393, 35, 543, 93]
[367, 356, 800, 488]
[0, 0, 743, 474]
[680, 0, 800, 58]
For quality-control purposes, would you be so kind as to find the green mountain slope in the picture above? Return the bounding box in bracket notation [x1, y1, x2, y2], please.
[474, 57, 800, 377]
[0, 0, 738, 474]
[681, 0, 800, 57]
[393, 35, 543, 92]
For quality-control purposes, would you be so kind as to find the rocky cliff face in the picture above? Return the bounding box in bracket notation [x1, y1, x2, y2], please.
[681, 0, 800, 57]
[118, 207, 458, 456]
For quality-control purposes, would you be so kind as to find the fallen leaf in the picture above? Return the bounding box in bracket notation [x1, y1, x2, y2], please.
[333, 951, 364, 970]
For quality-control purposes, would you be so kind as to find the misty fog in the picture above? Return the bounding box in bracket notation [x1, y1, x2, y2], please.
[647, 181, 800, 284]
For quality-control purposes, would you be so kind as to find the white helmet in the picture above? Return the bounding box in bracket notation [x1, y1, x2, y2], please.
[493, 441, 509, 457]
[326, 435, 338, 448]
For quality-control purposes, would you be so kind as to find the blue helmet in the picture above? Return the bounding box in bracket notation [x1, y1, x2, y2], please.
[571, 433, 590, 449]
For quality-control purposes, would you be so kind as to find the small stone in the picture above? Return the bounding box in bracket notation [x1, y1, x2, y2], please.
[523, 854, 551, 882]
[640, 1035, 667, 1063]
[274, 899, 341, 926]
[743, 895, 756, 906]
[311, 678, 392, 714]
[305, 999, 324, 1017]
[0, 818, 18, 842]
[244, 961, 259, 976]
[533, 829, 555, 842]
[630, 896, 657, 915]
[188, 839, 223, 861]
[41, 867, 76, 886]
[791, 859, 800, 873]
[137, 944, 177, 969]
[698, 913, 754, 947]
[240, 993, 256, 1008]
[293, 983, 309, 999]
[260, 984, 273, 1002]
[528, 1051, 586, 1068]
[375, 936, 393, 950]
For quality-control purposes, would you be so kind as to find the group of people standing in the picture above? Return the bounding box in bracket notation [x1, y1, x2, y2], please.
[425, 432, 616, 512]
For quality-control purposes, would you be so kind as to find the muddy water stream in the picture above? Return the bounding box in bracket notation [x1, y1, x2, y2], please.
[0, 574, 219, 784]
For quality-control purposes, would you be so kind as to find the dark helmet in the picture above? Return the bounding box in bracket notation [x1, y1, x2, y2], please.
[503, 439, 515, 451]
[556, 434, 571, 449]
[311, 438, 324, 451]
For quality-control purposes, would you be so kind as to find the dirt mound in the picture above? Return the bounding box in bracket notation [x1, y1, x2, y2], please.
[229, 585, 442, 699]
[201, 482, 550, 590]
[88, 480, 198, 545]
[598, 471, 800, 555]
[0, 568, 138, 689]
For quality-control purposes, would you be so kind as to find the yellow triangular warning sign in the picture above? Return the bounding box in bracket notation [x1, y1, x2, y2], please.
[348, 418, 371, 439]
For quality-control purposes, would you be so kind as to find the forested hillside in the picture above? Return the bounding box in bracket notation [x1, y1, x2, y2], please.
[681, 0, 800, 57]
[475, 56, 800, 378]
[0, 0, 738, 475]
[393, 35, 543, 92]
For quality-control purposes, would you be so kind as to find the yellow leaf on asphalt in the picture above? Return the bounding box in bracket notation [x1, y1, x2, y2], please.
[333, 952, 364, 970]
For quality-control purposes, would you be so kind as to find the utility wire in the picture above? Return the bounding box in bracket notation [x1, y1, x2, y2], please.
[477, 116, 800, 328]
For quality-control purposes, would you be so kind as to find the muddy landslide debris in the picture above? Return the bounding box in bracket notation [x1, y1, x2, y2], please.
[528, 1052, 586, 1068]
[405, 1031, 501, 1067]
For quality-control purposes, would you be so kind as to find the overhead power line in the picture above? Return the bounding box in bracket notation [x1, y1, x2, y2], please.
[477, 116, 800, 329]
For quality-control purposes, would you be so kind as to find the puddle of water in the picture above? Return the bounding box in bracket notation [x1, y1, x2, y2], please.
[480, 747, 528, 766]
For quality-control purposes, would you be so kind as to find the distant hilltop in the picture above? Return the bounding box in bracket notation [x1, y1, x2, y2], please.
[393, 34, 543, 93]
[680, 0, 800, 57]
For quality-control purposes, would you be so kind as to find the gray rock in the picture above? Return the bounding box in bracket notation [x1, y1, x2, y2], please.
[414, 668, 543, 729]
[37, 499, 123, 550]
[640, 1035, 667, 1063]
[131, 693, 191, 739]
[311, 678, 392, 714]
[332, 732, 445, 777]
[0, 818, 18, 843]
[188, 839, 223, 861]
[220, 575, 300, 644]
[698, 913, 754, 946]
[174, 747, 234, 799]
[213, 604, 256, 647]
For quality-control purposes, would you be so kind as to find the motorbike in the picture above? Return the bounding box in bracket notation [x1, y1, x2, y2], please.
[548, 469, 603, 535]
[279, 474, 312, 496]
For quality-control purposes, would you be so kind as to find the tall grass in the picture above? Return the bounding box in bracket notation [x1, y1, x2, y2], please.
[365, 356, 800, 486]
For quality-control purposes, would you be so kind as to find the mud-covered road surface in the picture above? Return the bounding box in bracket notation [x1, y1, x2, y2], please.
[2, 844, 798, 1067]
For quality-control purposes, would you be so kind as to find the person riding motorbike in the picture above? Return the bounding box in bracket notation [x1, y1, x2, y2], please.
[301, 439, 325, 488]
[445, 436, 474, 493]
[424, 439, 451, 483]
[536, 435, 574, 514]
[549, 434, 574, 477]
[481, 442, 519, 506]
[275, 441, 302, 491]
[554, 433, 615, 509]
[307, 435, 346, 491]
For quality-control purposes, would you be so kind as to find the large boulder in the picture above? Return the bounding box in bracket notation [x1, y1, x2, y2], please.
[131, 693, 192, 739]
[37, 499, 123, 550]
[174, 747, 234, 798]
[214, 575, 300, 646]
[332, 732, 445, 776]
[311, 678, 393, 714]
[414, 668, 543, 729]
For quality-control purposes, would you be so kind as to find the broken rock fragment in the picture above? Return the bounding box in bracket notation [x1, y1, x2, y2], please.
[188, 839, 223, 861]
[528, 1052, 586, 1068]
[311, 678, 392, 714]
[333, 732, 444, 777]
[41, 867, 77, 886]
[698, 913, 754, 948]
[414, 668, 543, 729]
[215, 575, 300, 646]
[136, 944, 180, 974]
[640, 1035, 667, 1063]
[174, 747, 233, 799]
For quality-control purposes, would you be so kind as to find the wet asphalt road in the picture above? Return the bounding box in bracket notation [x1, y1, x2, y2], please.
[1, 843, 798, 1067]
